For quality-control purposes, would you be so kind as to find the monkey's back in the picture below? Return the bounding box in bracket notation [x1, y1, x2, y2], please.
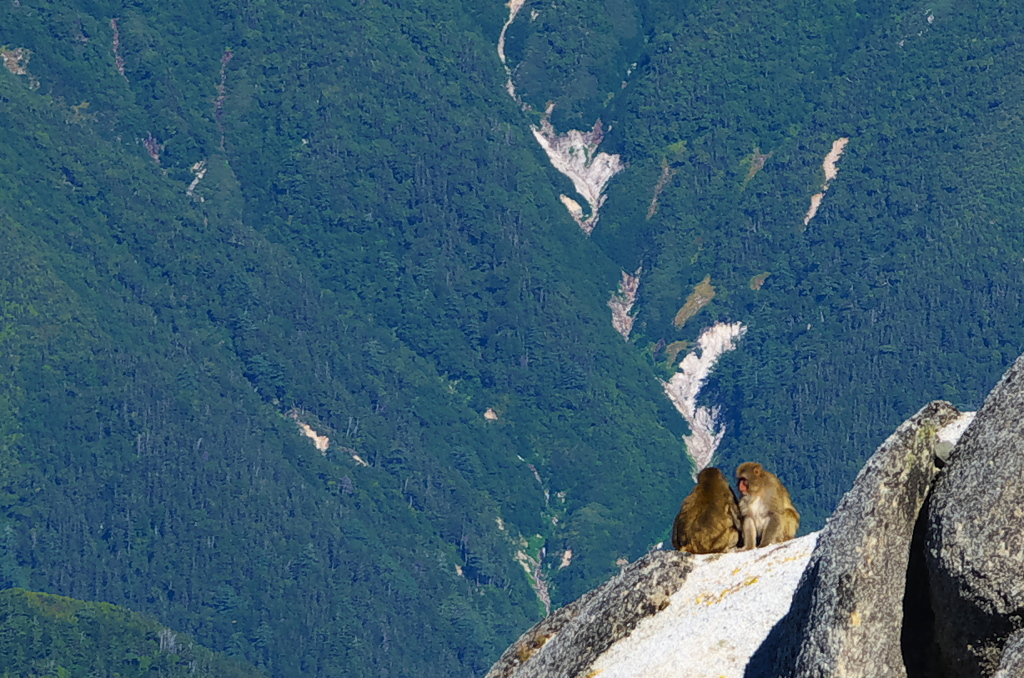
[671, 481, 741, 554]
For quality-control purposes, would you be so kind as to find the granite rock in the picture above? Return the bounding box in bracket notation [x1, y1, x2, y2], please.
[485, 549, 692, 678]
[925, 354, 1024, 678]
[750, 400, 963, 678]
[992, 630, 1024, 678]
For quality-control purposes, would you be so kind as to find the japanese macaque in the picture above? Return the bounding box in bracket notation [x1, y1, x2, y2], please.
[736, 462, 799, 550]
[671, 467, 741, 554]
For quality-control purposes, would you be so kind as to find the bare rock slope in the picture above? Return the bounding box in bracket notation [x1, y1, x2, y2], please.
[487, 539, 816, 678]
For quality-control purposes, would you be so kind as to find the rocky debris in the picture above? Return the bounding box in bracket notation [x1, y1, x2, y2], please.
[514, 545, 552, 618]
[750, 400, 963, 678]
[143, 133, 162, 164]
[286, 409, 330, 453]
[608, 268, 641, 340]
[803, 137, 849, 226]
[646, 159, 677, 219]
[486, 550, 692, 678]
[186, 160, 208, 199]
[925, 353, 1024, 678]
[1, 47, 30, 76]
[531, 108, 624, 235]
[993, 630, 1024, 678]
[1, 47, 40, 89]
[497, 0, 527, 101]
[110, 18, 127, 79]
[662, 322, 746, 471]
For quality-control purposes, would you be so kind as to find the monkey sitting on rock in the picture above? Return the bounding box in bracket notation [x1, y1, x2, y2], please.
[735, 461, 799, 549]
[671, 467, 742, 554]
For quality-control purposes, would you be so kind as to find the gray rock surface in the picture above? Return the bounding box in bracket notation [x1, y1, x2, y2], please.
[926, 354, 1024, 678]
[485, 550, 692, 678]
[993, 630, 1024, 678]
[749, 400, 962, 678]
[593, 535, 817, 678]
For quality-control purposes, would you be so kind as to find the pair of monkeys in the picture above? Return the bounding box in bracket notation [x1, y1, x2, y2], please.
[671, 462, 799, 554]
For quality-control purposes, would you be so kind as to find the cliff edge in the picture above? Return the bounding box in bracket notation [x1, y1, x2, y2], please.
[488, 353, 1024, 678]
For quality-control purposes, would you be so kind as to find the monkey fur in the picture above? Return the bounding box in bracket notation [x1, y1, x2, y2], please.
[735, 462, 799, 549]
[671, 467, 741, 554]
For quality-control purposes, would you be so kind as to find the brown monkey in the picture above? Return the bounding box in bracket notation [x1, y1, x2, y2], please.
[671, 467, 741, 554]
[736, 462, 799, 550]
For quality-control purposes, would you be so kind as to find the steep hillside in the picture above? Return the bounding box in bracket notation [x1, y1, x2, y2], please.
[5, 0, 1024, 673]
[0, 0, 692, 673]
[503, 0, 1024, 529]
[609, 0, 1024, 528]
[0, 589, 262, 677]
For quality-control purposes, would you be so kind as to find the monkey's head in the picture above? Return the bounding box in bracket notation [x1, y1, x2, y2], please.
[736, 462, 765, 496]
[696, 467, 727, 486]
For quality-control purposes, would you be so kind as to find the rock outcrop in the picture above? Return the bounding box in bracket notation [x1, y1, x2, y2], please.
[486, 550, 693, 678]
[750, 400, 964, 678]
[488, 536, 817, 678]
[488, 351, 1024, 678]
[594, 535, 817, 678]
[925, 353, 1024, 678]
[993, 630, 1024, 678]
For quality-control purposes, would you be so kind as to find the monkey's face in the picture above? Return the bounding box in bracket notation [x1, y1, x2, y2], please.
[736, 462, 764, 496]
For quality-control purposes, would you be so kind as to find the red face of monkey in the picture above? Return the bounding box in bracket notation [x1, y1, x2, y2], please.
[736, 462, 762, 496]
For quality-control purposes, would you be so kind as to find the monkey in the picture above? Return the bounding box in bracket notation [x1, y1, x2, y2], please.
[671, 467, 741, 554]
[735, 462, 800, 550]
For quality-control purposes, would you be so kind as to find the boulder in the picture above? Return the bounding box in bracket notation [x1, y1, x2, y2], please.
[749, 400, 964, 678]
[485, 550, 692, 678]
[925, 355, 1024, 678]
[593, 535, 816, 678]
[993, 630, 1024, 678]
[488, 536, 817, 678]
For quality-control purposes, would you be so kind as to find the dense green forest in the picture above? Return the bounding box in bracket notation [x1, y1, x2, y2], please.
[0, 589, 261, 676]
[1, 0, 1023, 674]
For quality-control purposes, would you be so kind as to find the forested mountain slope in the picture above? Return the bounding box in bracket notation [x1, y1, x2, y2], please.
[0, 0, 689, 674]
[0, 589, 262, 676]
[610, 0, 1024, 528]
[2, 0, 1024, 674]
[503, 0, 1024, 528]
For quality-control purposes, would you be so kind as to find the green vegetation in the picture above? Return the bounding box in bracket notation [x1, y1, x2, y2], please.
[0, 589, 261, 677]
[0, 0, 689, 674]
[1, 0, 1024, 673]
[673, 275, 716, 329]
[592, 0, 1024, 529]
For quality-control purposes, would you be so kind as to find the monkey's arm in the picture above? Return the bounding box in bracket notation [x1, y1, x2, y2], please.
[759, 514, 785, 546]
[671, 507, 690, 551]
